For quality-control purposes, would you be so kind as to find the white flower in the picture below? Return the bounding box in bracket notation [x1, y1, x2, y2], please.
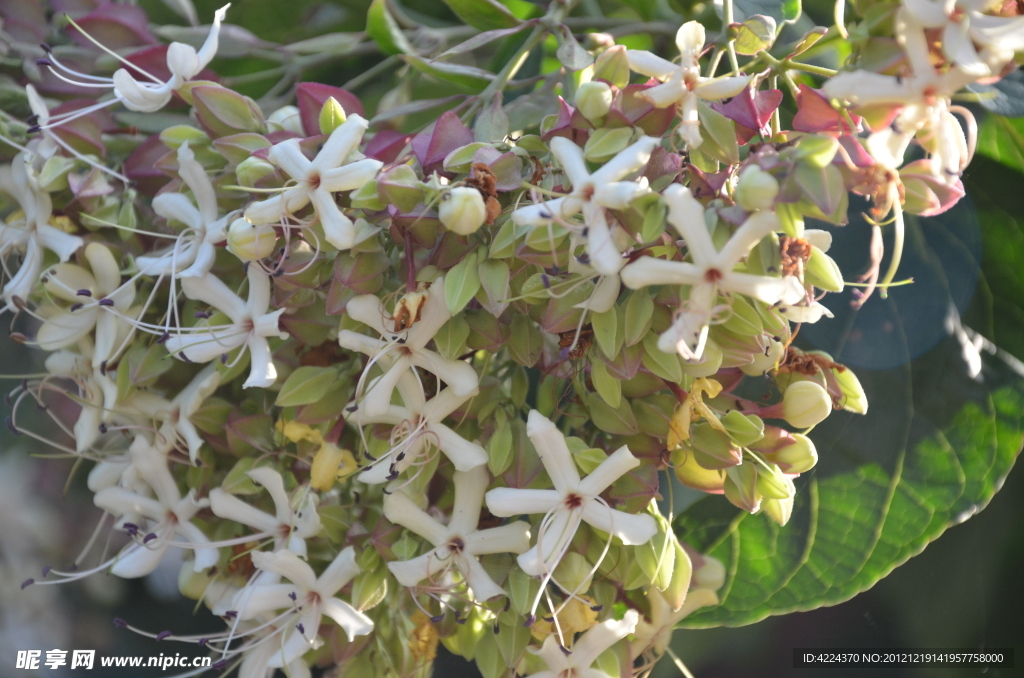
[93, 436, 219, 578]
[125, 363, 222, 462]
[338, 276, 479, 418]
[135, 142, 231, 278]
[901, 0, 1024, 76]
[524, 609, 639, 678]
[112, 5, 231, 112]
[485, 410, 658, 578]
[351, 385, 487, 484]
[631, 588, 718, 659]
[44, 341, 119, 454]
[244, 114, 383, 250]
[620, 185, 804, 360]
[512, 136, 660, 276]
[164, 265, 288, 388]
[231, 547, 373, 668]
[209, 467, 321, 556]
[384, 466, 531, 601]
[236, 622, 312, 678]
[627, 22, 751, 148]
[37, 243, 136, 363]
[0, 154, 82, 313]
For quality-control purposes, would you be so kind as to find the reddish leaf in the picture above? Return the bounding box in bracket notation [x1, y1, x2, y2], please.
[124, 134, 173, 196]
[65, 3, 156, 50]
[712, 87, 783, 137]
[295, 83, 365, 137]
[365, 129, 411, 163]
[792, 84, 862, 134]
[411, 110, 474, 172]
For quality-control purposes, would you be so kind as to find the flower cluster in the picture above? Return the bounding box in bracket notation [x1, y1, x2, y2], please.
[2, 0, 1017, 675]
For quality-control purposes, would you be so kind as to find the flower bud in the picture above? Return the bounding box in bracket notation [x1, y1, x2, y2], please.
[734, 165, 779, 212]
[178, 561, 212, 600]
[267, 105, 304, 135]
[833, 366, 868, 414]
[740, 338, 784, 376]
[310, 441, 357, 491]
[692, 555, 725, 591]
[318, 96, 347, 136]
[593, 45, 630, 88]
[227, 218, 277, 261]
[781, 380, 832, 429]
[439, 186, 487, 236]
[755, 461, 793, 500]
[772, 433, 818, 473]
[575, 81, 614, 121]
[724, 462, 760, 513]
[762, 494, 794, 526]
[689, 422, 743, 469]
[804, 246, 844, 292]
[234, 156, 277, 188]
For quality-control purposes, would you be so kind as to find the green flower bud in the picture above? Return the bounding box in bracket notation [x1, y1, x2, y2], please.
[755, 461, 794, 500]
[575, 81, 614, 121]
[782, 380, 832, 429]
[734, 165, 779, 212]
[689, 421, 743, 469]
[693, 555, 726, 591]
[672, 446, 726, 492]
[724, 462, 760, 513]
[833, 366, 868, 414]
[772, 432, 818, 473]
[721, 410, 765, 447]
[318, 96, 347, 136]
[762, 494, 794, 526]
[439, 186, 487, 236]
[804, 245, 844, 292]
[267, 105, 304, 135]
[227, 218, 277, 261]
[740, 338, 784, 376]
[178, 561, 211, 601]
[234, 156, 276, 188]
[593, 44, 630, 88]
[159, 125, 210, 150]
[554, 552, 594, 593]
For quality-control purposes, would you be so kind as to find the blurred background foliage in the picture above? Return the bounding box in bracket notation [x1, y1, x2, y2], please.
[1, 0, 1023, 675]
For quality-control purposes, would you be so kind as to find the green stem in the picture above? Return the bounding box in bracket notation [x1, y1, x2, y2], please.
[343, 55, 400, 90]
[722, 0, 740, 74]
[787, 60, 837, 77]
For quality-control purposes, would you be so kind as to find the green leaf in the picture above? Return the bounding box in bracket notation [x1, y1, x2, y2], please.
[678, 339, 1024, 627]
[435, 315, 471, 360]
[976, 115, 1024, 175]
[488, 412, 514, 476]
[641, 332, 683, 383]
[591, 358, 622, 408]
[591, 306, 621, 359]
[275, 366, 337, 407]
[585, 393, 638, 436]
[403, 55, 494, 91]
[366, 0, 414, 55]
[445, 249, 482, 314]
[440, 0, 521, 31]
[734, 15, 777, 55]
[507, 314, 543, 367]
[222, 458, 261, 495]
[624, 289, 654, 347]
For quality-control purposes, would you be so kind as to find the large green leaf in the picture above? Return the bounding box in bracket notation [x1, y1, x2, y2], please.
[976, 115, 1024, 175]
[440, 0, 521, 31]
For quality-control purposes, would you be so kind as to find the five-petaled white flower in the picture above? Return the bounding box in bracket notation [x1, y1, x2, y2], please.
[0, 153, 82, 314]
[210, 466, 321, 557]
[165, 265, 288, 388]
[523, 609, 639, 678]
[125, 363, 221, 462]
[620, 185, 804, 361]
[485, 410, 658, 578]
[230, 547, 373, 668]
[93, 435, 220, 578]
[44, 340, 119, 454]
[135, 142, 232, 279]
[351, 384, 487, 484]
[384, 466, 531, 601]
[512, 136, 659, 276]
[338, 276, 479, 418]
[112, 5, 231, 112]
[627, 21, 751, 149]
[37, 243, 136, 364]
[900, 0, 1024, 76]
[244, 114, 383, 250]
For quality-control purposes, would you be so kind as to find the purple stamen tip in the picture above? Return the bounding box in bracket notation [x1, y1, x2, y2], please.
[430, 614, 445, 623]
[224, 610, 237, 619]
[179, 352, 191, 362]
[27, 125, 41, 134]
[36, 58, 52, 66]
[493, 621, 500, 634]
[212, 660, 228, 670]
[590, 604, 603, 612]
[296, 623, 304, 634]
[113, 618, 127, 628]
[77, 289, 92, 297]
[559, 644, 573, 656]
[40, 43, 52, 52]
[194, 311, 211, 319]
[26, 115, 38, 125]
[41, 566, 51, 577]
[98, 298, 114, 307]
[288, 592, 297, 601]
[455, 616, 467, 625]
[99, 361, 107, 375]
[157, 331, 169, 344]
[143, 532, 157, 543]
[98, 423, 108, 434]
[156, 631, 172, 641]
[21, 578, 34, 589]
[541, 274, 551, 289]
[523, 614, 536, 627]
[197, 638, 208, 647]
[543, 616, 554, 622]
[69, 302, 84, 312]
[220, 354, 227, 364]
[6, 417, 19, 435]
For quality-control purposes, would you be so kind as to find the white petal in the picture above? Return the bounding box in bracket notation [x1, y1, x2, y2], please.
[643, 78, 688, 108]
[448, 465, 488, 535]
[209, 489, 278, 533]
[516, 509, 581, 577]
[313, 114, 370, 171]
[232, 583, 301, 619]
[321, 597, 374, 640]
[35, 225, 82, 262]
[317, 545, 361, 596]
[663, 184, 716, 264]
[181, 273, 246, 322]
[250, 549, 317, 591]
[578, 445, 640, 497]
[113, 70, 173, 113]
[549, 136, 592, 188]
[409, 350, 479, 396]
[592, 136, 660, 185]
[583, 208, 625, 276]
[580, 500, 657, 545]
[388, 551, 446, 587]
[311, 188, 356, 250]
[458, 553, 506, 601]
[165, 327, 247, 364]
[465, 521, 532, 556]
[694, 75, 752, 101]
[626, 50, 678, 80]
[94, 487, 165, 521]
[485, 488, 561, 517]
[571, 609, 639, 669]
[243, 194, 287, 226]
[243, 336, 278, 388]
[526, 410, 581, 492]
[511, 197, 572, 226]
[620, 258, 703, 289]
[675, 22, 706, 59]
[110, 541, 169, 578]
[36, 309, 97, 351]
[320, 158, 384, 193]
[383, 491, 449, 545]
[195, 4, 231, 73]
